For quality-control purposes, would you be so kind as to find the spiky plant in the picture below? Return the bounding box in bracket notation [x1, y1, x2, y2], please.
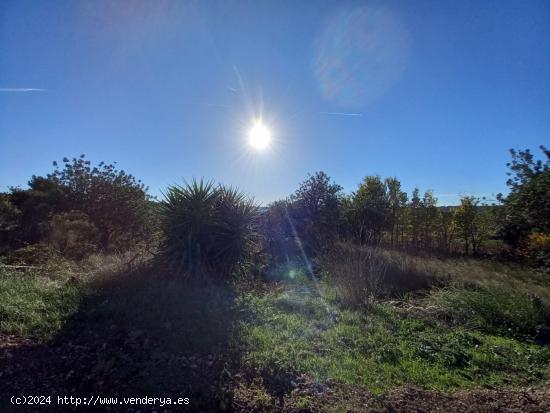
[212, 186, 259, 272]
[160, 179, 219, 275]
[160, 180, 258, 278]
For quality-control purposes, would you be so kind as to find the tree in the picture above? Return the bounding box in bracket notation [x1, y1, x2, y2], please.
[289, 171, 342, 253]
[408, 188, 422, 250]
[499, 146, 550, 248]
[436, 207, 456, 253]
[420, 190, 438, 251]
[47, 155, 153, 250]
[6, 155, 153, 255]
[454, 196, 493, 255]
[385, 177, 407, 248]
[351, 176, 390, 244]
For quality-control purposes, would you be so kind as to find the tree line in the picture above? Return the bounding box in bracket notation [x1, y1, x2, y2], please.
[0, 146, 548, 272]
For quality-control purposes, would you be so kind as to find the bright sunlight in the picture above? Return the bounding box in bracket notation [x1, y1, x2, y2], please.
[248, 120, 271, 150]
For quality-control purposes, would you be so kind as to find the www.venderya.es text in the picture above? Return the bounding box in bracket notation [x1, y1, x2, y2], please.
[10, 395, 190, 407]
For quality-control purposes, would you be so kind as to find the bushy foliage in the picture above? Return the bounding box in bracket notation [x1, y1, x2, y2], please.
[499, 145, 550, 249]
[351, 175, 391, 244]
[9, 177, 67, 245]
[0, 195, 22, 253]
[3, 155, 154, 257]
[288, 171, 342, 254]
[159, 180, 258, 277]
[454, 197, 496, 255]
[49, 211, 100, 260]
[259, 200, 296, 261]
[523, 232, 550, 269]
[47, 155, 153, 250]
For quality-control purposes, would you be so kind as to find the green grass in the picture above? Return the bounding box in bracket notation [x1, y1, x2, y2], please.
[0, 269, 86, 340]
[1, 253, 549, 410]
[237, 275, 550, 393]
[429, 284, 548, 337]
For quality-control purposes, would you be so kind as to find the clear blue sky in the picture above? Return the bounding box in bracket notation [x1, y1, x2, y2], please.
[1, 0, 549, 205]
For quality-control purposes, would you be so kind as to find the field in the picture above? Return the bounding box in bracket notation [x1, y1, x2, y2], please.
[1, 247, 549, 412]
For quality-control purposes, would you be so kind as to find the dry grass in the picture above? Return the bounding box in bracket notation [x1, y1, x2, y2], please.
[320, 242, 550, 307]
[320, 243, 439, 307]
[380, 250, 550, 304]
[320, 243, 388, 307]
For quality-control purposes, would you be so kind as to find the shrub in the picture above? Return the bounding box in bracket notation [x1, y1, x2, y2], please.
[0, 196, 22, 252]
[523, 232, 550, 269]
[159, 180, 258, 278]
[48, 155, 154, 251]
[48, 210, 100, 260]
[7, 155, 154, 254]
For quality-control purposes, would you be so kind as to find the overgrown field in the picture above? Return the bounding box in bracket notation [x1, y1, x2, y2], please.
[1, 249, 549, 412]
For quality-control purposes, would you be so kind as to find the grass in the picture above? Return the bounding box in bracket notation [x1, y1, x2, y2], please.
[429, 284, 548, 337]
[1, 249, 549, 411]
[236, 273, 550, 396]
[381, 249, 550, 303]
[0, 269, 86, 340]
[0, 251, 146, 340]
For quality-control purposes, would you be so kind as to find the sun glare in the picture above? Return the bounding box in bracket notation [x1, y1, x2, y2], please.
[248, 121, 271, 150]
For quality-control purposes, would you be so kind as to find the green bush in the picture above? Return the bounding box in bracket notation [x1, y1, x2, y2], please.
[159, 180, 258, 278]
[430, 285, 547, 337]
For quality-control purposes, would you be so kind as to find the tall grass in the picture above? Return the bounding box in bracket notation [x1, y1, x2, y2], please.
[430, 285, 548, 337]
[320, 243, 388, 308]
[320, 242, 438, 307]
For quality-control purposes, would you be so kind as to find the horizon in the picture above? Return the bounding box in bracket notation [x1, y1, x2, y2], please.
[1, 0, 549, 205]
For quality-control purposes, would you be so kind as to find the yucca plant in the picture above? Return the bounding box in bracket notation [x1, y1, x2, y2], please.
[212, 186, 259, 271]
[160, 179, 258, 278]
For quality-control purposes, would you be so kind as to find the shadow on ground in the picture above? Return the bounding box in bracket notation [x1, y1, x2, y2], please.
[1, 264, 241, 412]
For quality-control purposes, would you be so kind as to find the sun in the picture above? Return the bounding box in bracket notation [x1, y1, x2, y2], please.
[248, 120, 271, 150]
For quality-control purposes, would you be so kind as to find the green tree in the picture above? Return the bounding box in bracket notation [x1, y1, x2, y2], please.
[352, 176, 389, 244]
[289, 171, 342, 253]
[499, 145, 550, 248]
[436, 208, 456, 253]
[48, 155, 153, 250]
[385, 177, 408, 248]
[408, 187, 422, 250]
[7, 155, 153, 255]
[454, 196, 491, 255]
[420, 190, 438, 250]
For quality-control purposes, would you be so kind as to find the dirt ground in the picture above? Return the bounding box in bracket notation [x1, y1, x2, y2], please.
[2, 332, 549, 413]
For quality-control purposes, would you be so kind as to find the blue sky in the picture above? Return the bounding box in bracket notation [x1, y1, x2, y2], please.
[1, 0, 549, 205]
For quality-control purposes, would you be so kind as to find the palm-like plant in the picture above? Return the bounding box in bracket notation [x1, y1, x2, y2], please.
[212, 186, 258, 271]
[160, 179, 258, 278]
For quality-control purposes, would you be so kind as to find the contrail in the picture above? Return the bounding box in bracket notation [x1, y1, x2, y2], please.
[0, 88, 46, 92]
[319, 111, 363, 116]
